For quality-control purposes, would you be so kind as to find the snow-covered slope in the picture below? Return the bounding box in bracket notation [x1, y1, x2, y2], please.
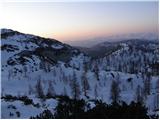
[1, 29, 159, 118]
[1, 29, 89, 71]
[82, 39, 158, 75]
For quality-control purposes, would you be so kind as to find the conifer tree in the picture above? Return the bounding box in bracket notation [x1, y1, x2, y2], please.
[35, 78, 45, 98]
[110, 80, 120, 103]
[46, 80, 55, 98]
[71, 71, 81, 100]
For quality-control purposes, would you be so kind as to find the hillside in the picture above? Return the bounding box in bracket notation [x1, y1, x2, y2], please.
[1, 29, 159, 118]
[77, 39, 158, 75]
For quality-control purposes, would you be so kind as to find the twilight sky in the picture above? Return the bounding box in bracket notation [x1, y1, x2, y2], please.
[1, 1, 158, 42]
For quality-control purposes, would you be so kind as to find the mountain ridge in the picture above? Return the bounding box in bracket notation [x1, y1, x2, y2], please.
[1, 29, 159, 118]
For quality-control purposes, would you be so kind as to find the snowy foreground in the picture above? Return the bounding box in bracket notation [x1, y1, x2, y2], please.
[1, 67, 159, 118]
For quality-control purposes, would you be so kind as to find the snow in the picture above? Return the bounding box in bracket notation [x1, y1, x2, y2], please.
[88, 101, 96, 109]
[2, 64, 158, 118]
[1, 29, 159, 118]
[1, 95, 58, 118]
[2, 57, 158, 118]
[1, 29, 13, 34]
[111, 43, 129, 56]
[1, 100, 43, 118]
[51, 44, 63, 49]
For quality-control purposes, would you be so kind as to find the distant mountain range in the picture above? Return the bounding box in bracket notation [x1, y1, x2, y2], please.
[76, 39, 158, 58]
[66, 32, 158, 47]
